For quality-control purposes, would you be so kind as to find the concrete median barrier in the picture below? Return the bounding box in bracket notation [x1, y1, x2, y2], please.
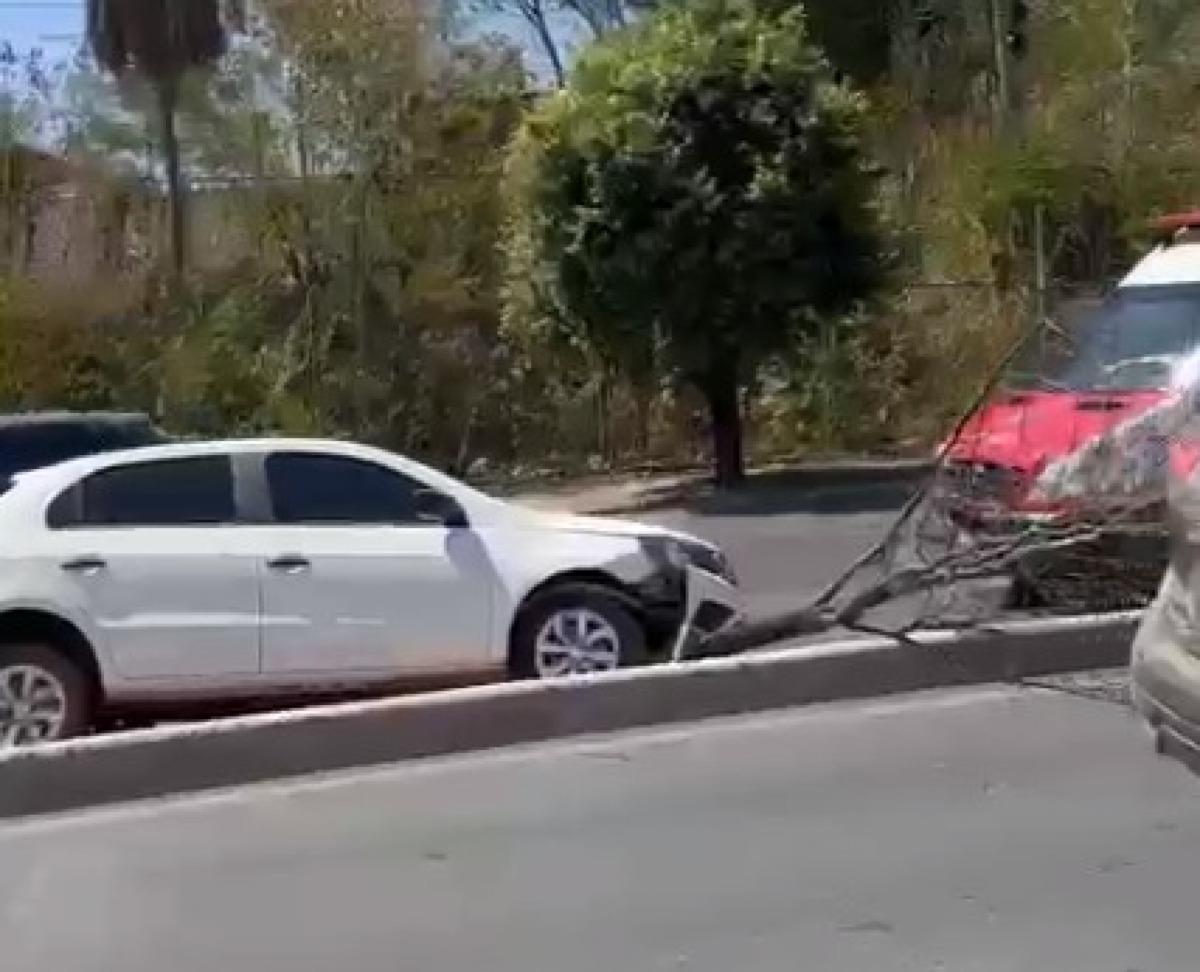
[0, 610, 1140, 819]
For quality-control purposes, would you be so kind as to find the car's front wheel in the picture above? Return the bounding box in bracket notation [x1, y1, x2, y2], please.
[510, 584, 648, 679]
[0, 644, 92, 748]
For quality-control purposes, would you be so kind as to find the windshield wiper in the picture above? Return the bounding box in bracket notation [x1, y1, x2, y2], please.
[1004, 372, 1072, 392]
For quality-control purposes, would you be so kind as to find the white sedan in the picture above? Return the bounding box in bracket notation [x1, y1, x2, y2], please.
[0, 438, 742, 746]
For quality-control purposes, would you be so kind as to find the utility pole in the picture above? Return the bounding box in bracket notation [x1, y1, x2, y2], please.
[1034, 202, 1047, 373]
[1008, 0, 1029, 124]
[986, 0, 1031, 130]
[1121, 0, 1137, 153]
[987, 0, 1010, 130]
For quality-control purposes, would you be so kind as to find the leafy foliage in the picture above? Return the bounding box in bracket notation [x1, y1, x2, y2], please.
[10, 0, 1200, 484]
[505, 0, 886, 481]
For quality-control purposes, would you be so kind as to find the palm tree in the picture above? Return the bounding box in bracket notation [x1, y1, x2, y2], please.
[86, 0, 240, 277]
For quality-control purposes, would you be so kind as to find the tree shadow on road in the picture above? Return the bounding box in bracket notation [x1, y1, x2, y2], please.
[600, 467, 927, 518]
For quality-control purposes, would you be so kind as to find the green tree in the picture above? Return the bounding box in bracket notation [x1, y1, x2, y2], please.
[178, 0, 532, 463]
[505, 0, 886, 484]
[86, 0, 242, 276]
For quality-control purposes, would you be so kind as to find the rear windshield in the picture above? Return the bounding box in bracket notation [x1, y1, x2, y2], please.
[0, 419, 167, 479]
[1006, 287, 1200, 393]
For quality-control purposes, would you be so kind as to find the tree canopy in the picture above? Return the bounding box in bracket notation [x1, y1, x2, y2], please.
[505, 0, 887, 482]
[7, 0, 1200, 483]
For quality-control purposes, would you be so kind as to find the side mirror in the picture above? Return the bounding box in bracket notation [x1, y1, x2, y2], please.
[413, 489, 469, 528]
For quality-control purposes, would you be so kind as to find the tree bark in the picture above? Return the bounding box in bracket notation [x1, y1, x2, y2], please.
[986, 0, 1011, 131]
[528, 3, 566, 88]
[703, 358, 744, 487]
[633, 386, 651, 454]
[157, 77, 186, 279]
[595, 368, 611, 460]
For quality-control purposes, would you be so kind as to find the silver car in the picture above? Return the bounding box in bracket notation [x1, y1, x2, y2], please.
[1131, 470, 1200, 761]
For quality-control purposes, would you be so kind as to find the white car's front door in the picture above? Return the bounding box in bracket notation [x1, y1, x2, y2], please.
[43, 454, 260, 679]
[256, 451, 494, 675]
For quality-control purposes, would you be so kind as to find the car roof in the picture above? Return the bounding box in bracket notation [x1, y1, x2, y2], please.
[0, 411, 153, 431]
[0, 437, 507, 527]
[32, 437, 370, 476]
[10, 438, 477, 502]
[1121, 241, 1200, 288]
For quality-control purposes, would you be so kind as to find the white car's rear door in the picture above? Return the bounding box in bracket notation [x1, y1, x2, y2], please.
[43, 454, 260, 679]
[255, 451, 494, 675]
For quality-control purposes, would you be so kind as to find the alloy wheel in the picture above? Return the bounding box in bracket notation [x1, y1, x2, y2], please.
[533, 607, 622, 677]
[0, 663, 68, 747]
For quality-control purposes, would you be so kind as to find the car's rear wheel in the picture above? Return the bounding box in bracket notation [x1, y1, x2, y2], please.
[0, 644, 92, 747]
[510, 584, 648, 679]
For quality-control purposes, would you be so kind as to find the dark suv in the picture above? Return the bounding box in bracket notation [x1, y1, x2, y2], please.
[0, 412, 167, 481]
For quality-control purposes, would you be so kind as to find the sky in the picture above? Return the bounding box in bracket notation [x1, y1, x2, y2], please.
[0, 0, 573, 162]
[0, 0, 572, 84]
[0, 1, 80, 58]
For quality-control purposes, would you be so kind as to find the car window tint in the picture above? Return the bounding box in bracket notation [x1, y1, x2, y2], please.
[0, 419, 165, 479]
[78, 456, 235, 527]
[0, 423, 96, 478]
[1015, 288, 1200, 392]
[46, 484, 81, 528]
[266, 452, 424, 524]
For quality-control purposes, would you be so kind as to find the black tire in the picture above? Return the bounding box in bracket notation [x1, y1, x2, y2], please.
[1005, 571, 1047, 611]
[0, 643, 93, 744]
[509, 583, 648, 680]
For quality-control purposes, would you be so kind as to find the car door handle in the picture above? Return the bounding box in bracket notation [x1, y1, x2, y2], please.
[60, 555, 107, 574]
[266, 554, 311, 574]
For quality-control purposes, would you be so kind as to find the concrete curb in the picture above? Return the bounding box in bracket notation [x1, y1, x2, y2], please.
[0, 610, 1138, 819]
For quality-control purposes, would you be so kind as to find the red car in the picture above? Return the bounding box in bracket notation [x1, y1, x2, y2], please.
[939, 213, 1200, 608]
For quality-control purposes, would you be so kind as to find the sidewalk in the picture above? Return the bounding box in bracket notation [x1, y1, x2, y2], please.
[513, 472, 697, 514]
[511, 458, 933, 515]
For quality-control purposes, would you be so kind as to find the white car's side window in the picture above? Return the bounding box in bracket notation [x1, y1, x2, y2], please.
[47, 456, 236, 529]
[264, 452, 429, 526]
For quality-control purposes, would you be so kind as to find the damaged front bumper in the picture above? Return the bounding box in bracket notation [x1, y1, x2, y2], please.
[670, 564, 745, 662]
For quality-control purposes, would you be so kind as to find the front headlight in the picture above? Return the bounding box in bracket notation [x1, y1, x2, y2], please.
[679, 540, 737, 584]
[644, 536, 738, 585]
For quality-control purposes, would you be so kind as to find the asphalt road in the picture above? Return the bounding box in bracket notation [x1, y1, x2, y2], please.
[3, 684, 1197, 972]
[641, 480, 961, 628]
[650, 505, 896, 619]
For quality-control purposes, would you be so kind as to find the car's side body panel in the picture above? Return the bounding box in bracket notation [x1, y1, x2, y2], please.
[250, 523, 496, 674]
[33, 525, 262, 680]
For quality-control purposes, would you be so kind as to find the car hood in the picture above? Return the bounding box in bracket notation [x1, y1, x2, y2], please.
[504, 505, 696, 543]
[949, 389, 1168, 472]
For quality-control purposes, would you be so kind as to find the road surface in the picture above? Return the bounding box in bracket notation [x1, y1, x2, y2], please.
[3, 684, 1197, 971]
[643, 480, 906, 620]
